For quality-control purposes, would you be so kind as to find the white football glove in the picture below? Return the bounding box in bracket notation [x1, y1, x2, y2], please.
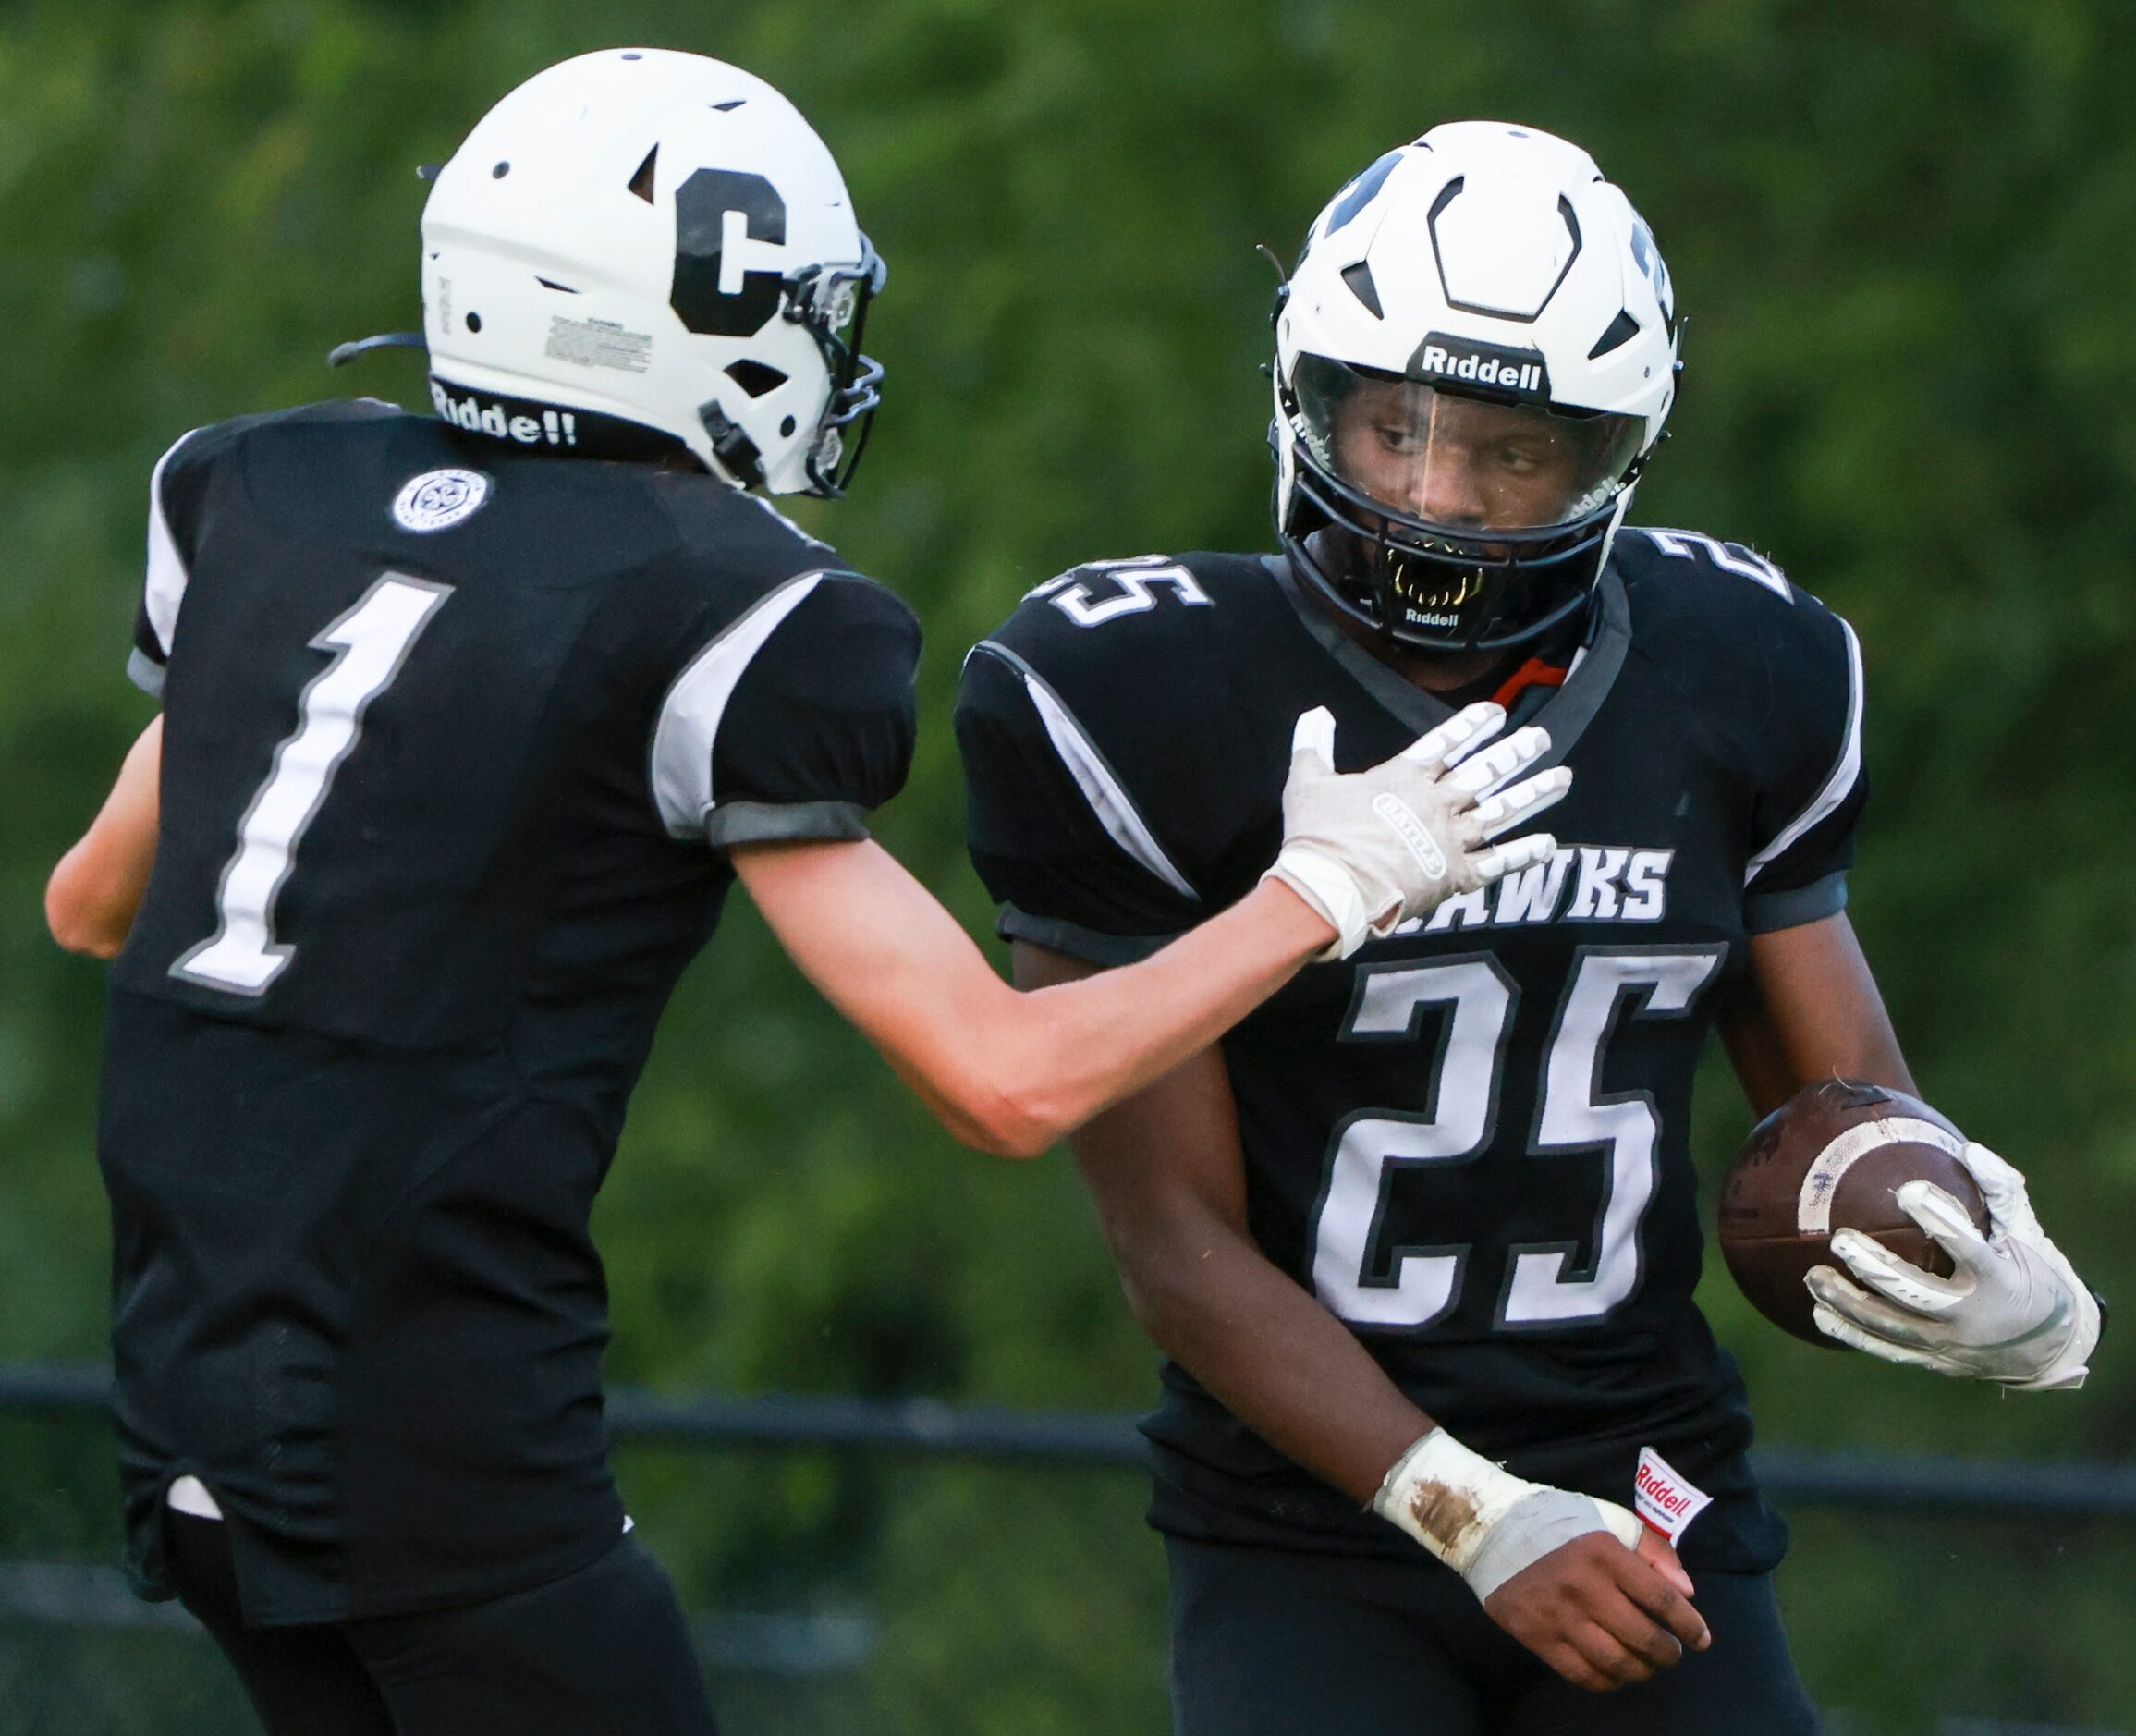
[1805, 1141, 2099, 1389]
[1263, 703, 1571, 960]
[1373, 1428, 1642, 1602]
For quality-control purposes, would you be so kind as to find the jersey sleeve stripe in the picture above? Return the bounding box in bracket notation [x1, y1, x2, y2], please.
[702, 799, 871, 849]
[142, 429, 204, 663]
[998, 904, 1177, 967]
[1742, 617, 1863, 888]
[650, 571, 826, 838]
[969, 640, 1201, 904]
[1743, 869, 1849, 935]
[128, 647, 168, 699]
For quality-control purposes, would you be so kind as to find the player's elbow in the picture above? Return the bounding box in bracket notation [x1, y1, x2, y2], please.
[44, 860, 128, 959]
[1109, 1220, 1222, 1341]
[1117, 1256, 1214, 1350]
[47, 904, 126, 960]
[922, 1060, 1073, 1160]
[944, 1084, 1063, 1161]
[914, 1017, 1085, 1157]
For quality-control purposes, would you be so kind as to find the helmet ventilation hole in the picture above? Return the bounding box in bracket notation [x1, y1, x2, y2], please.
[1587, 309, 1642, 359]
[492, 161, 510, 179]
[780, 415, 797, 437]
[627, 147, 658, 205]
[725, 360, 789, 398]
[1339, 260, 1383, 319]
[465, 312, 482, 333]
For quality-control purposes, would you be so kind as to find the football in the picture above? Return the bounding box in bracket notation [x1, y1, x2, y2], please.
[1717, 1079, 1992, 1346]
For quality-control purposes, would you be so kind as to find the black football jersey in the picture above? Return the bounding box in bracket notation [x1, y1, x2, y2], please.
[955, 537, 1865, 1572]
[101, 400, 920, 1621]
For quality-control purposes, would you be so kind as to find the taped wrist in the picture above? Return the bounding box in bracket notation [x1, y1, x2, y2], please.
[1263, 845, 1393, 961]
[1372, 1428, 1641, 1603]
[1462, 1489, 1634, 1602]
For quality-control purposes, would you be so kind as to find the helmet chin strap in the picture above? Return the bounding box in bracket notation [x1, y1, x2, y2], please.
[1592, 484, 1638, 584]
[697, 401, 765, 489]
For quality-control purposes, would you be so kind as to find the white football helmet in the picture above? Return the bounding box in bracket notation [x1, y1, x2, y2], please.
[415, 48, 884, 495]
[1273, 121, 1679, 653]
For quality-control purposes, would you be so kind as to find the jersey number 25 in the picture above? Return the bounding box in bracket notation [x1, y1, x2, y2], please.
[1311, 947, 1722, 1331]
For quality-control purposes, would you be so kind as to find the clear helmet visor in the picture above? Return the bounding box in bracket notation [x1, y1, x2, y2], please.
[1292, 354, 1645, 535]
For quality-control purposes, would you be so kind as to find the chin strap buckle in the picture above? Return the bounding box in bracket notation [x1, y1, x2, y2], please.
[698, 402, 764, 489]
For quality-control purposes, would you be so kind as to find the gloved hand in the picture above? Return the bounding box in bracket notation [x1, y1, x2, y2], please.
[1806, 1141, 2099, 1389]
[1263, 703, 1570, 960]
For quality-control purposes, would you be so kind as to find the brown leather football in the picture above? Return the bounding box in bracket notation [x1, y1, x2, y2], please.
[1717, 1079, 1991, 1346]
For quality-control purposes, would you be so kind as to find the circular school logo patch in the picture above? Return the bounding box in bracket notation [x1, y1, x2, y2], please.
[392, 468, 491, 533]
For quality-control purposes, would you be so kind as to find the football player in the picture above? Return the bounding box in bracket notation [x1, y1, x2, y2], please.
[42, 59, 1573, 1736]
[956, 122, 2101, 1733]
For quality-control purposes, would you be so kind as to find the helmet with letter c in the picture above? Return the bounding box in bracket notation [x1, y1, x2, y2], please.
[418, 48, 884, 495]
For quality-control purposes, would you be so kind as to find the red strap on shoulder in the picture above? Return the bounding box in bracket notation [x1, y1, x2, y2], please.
[1490, 657, 1568, 711]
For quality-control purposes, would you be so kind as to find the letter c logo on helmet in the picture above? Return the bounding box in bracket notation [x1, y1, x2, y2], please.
[418, 49, 885, 496]
[671, 168, 787, 338]
[1271, 122, 1680, 654]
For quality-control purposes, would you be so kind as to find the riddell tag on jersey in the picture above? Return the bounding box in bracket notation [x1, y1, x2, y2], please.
[1634, 1447, 1713, 1544]
[393, 468, 492, 533]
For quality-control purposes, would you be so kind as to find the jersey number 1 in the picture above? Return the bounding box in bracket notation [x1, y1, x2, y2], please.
[1311, 947, 1721, 1330]
[171, 574, 452, 995]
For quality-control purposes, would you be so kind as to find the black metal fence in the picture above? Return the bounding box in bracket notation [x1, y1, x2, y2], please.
[4, 1361, 2133, 1736]
[6, 1359, 2134, 1521]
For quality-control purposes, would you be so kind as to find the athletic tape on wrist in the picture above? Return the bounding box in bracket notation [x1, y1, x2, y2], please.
[1372, 1428, 1641, 1602]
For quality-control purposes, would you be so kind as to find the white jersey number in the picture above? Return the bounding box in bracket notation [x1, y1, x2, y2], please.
[1027, 556, 1213, 629]
[1642, 530, 1790, 601]
[171, 573, 452, 995]
[1309, 947, 1722, 1331]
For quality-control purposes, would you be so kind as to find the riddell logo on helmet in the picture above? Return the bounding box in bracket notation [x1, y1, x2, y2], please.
[430, 382, 580, 448]
[1408, 333, 1550, 403]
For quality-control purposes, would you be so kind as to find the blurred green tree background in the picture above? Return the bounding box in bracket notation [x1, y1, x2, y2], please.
[3, 1, 2133, 1730]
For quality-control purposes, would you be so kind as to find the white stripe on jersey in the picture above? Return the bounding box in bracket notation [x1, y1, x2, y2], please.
[166, 1475, 223, 1519]
[978, 642, 1199, 903]
[1743, 617, 1863, 887]
[143, 429, 205, 660]
[650, 572, 826, 838]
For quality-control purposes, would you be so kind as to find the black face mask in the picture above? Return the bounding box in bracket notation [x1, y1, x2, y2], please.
[1276, 439, 1637, 656]
[1273, 351, 1652, 654]
[785, 235, 887, 497]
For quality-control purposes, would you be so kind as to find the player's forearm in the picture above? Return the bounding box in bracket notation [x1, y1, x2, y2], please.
[1719, 916, 1916, 1117]
[740, 837, 1334, 1158]
[981, 881, 1333, 1149]
[1111, 1207, 1434, 1505]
